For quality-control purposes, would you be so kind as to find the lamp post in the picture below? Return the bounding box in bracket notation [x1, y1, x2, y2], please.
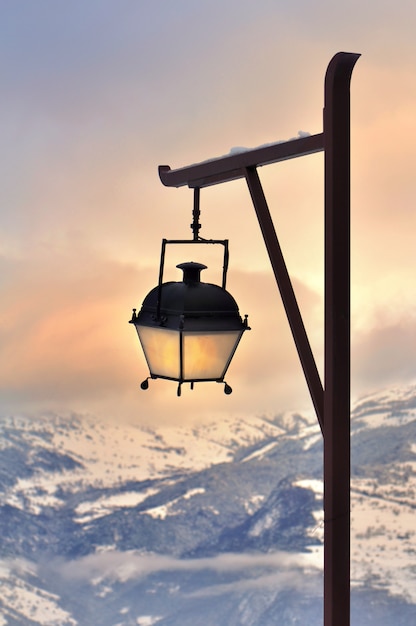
[132, 52, 359, 625]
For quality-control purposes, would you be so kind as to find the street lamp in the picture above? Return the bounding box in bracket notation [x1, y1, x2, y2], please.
[130, 189, 250, 396]
[130, 52, 359, 626]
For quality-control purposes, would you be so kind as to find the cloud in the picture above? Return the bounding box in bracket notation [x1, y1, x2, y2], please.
[352, 315, 416, 397]
[0, 243, 143, 414]
[1, 549, 323, 604]
[1, 2, 416, 423]
[186, 569, 321, 598]
[0, 557, 36, 579]
[56, 549, 322, 589]
[0, 230, 324, 422]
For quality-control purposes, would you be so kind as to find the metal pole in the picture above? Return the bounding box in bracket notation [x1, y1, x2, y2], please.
[323, 52, 360, 626]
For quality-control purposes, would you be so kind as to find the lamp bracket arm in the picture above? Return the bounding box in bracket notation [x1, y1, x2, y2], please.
[158, 133, 324, 189]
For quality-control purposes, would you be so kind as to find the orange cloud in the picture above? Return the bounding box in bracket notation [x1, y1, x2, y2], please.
[0, 240, 324, 424]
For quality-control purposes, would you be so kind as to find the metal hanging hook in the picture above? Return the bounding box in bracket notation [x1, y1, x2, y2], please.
[191, 187, 201, 240]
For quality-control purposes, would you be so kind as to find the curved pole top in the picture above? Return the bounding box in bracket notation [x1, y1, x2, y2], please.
[325, 51, 361, 103]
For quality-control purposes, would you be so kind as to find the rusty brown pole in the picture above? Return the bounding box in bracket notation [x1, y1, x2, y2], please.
[323, 52, 360, 626]
[158, 52, 360, 624]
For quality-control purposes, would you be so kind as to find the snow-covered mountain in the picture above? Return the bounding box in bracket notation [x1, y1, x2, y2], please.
[1, 385, 415, 625]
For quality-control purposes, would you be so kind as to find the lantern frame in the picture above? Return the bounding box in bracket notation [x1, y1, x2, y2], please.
[130, 189, 250, 395]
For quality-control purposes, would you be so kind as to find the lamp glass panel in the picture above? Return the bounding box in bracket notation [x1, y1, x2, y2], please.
[182, 330, 242, 380]
[136, 326, 180, 379]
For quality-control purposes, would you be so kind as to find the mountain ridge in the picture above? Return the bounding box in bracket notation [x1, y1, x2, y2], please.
[1, 384, 415, 624]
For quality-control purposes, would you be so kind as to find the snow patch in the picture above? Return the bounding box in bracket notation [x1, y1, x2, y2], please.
[0, 565, 77, 626]
[242, 441, 278, 462]
[136, 616, 163, 626]
[74, 487, 159, 523]
[244, 494, 265, 515]
[294, 479, 323, 497]
[144, 488, 205, 520]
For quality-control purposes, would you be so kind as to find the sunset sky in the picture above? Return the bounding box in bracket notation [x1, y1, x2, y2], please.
[1, 1, 415, 425]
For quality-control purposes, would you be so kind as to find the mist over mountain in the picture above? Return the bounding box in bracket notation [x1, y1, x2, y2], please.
[1, 384, 415, 625]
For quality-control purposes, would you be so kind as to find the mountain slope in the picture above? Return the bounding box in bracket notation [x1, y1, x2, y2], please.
[1, 384, 415, 625]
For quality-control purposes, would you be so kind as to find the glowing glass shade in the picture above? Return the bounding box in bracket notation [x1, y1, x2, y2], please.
[137, 326, 180, 380]
[182, 330, 243, 380]
[137, 326, 244, 382]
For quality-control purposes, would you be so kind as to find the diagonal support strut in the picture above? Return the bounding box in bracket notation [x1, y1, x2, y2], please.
[244, 165, 324, 432]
